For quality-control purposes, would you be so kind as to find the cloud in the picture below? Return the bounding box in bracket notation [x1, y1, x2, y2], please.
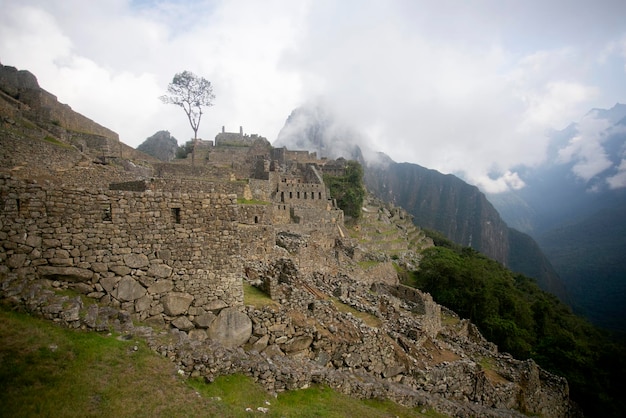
[557, 112, 614, 182]
[472, 170, 526, 194]
[283, 3, 605, 191]
[606, 159, 626, 189]
[0, 5, 72, 72]
[0, 0, 305, 145]
[1, 0, 625, 193]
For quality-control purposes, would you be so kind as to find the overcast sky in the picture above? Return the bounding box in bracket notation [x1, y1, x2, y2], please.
[1, 0, 625, 192]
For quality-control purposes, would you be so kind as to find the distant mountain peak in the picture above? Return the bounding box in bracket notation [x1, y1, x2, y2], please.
[275, 103, 379, 163]
[136, 130, 178, 162]
[585, 102, 626, 124]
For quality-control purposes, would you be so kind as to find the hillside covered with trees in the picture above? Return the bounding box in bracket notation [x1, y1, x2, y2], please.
[401, 230, 626, 417]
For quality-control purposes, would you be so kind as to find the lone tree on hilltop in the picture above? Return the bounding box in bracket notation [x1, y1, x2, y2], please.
[160, 71, 215, 165]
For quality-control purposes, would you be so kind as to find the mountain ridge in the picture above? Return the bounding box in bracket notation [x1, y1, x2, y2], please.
[487, 103, 626, 331]
[6, 62, 626, 417]
[275, 104, 569, 302]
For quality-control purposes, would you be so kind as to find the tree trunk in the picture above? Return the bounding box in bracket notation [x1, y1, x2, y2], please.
[191, 131, 197, 167]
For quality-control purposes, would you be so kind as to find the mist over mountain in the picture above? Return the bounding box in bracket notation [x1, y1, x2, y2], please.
[489, 103, 626, 235]
[274, 103, 390, 166]
[487, 103, 626, 331]
[275, 104, 568, 302]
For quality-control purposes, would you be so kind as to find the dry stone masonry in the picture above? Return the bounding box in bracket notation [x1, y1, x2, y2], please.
[0, 62, 576, 417]
[0, 175, 245, 342]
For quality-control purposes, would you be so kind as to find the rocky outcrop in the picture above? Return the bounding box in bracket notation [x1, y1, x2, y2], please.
[137, 130, 179, 162]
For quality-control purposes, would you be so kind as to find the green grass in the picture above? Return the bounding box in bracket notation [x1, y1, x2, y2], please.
[43, 135, 72, 148]
[441, 312, 461, 327]
[0, 304, 222, 417]
[330, 297, 382, 328]
[191, 373, 436, 417]
[0, 304, 438, 417]
[358, 260, 380, 270]
[243, 283, 279, 309]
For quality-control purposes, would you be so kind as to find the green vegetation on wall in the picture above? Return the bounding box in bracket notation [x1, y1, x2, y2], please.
[324, 160, 366, 220]
[176, 140, 194, 159]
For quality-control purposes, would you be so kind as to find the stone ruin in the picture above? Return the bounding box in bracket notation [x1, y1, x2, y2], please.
[0, 168, 575, 416]
[0, 62, 576, 417]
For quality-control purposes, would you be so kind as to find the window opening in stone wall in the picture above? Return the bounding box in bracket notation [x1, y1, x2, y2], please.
[16, 198, 28, 215]
[102, 204, 112, 222]
[297, 191, 300, 199]
[289, 191, 293, 199]
[172, 207, 181, 224]
[318, 192, 322, 199]
[280, 191, 285, 203]
[254, 216, 259, 224]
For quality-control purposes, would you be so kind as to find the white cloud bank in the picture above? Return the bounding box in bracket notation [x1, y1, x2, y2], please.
[1, 0, 625, 193]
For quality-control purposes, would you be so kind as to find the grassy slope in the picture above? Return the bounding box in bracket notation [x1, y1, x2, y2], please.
[0, 303, 440, 418]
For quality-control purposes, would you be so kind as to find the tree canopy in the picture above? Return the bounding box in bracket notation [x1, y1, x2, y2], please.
[404, 231, 626, 417]
[160, 71, 215, 165]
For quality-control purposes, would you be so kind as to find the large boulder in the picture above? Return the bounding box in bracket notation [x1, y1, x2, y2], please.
[38, 266, 93, 282]
[207, 307, 252, 348]
[123, 253, 149, 269]
[147, 279, 174, 294]
[111, 276, 146, 301]
[147, 264, 172, 279]
[161, 292, 194, 316]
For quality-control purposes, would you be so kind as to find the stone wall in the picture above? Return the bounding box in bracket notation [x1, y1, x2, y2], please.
[276, 182, 328, 207]
[0, 174, 246, 327]
[237, 204, 272, 226]
[203, 146, 249, 165]
[215, 126, 244, 145]
[283, 149, 318, 163]
[153, 162, 233, 180]
[371, 283, 442, 338]
[1, 130, 84, 174]
[290, 205, 343, 227]
[248, 178, 274, 201]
